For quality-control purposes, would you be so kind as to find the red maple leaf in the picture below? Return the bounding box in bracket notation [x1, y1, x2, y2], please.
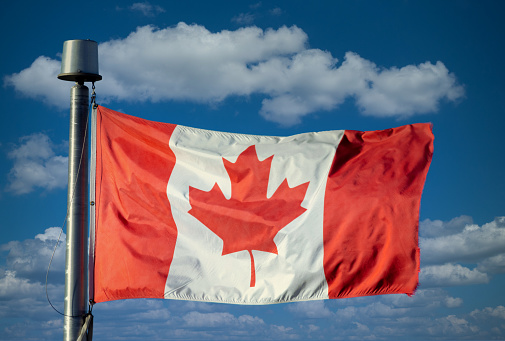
[188, 145, 309, 287]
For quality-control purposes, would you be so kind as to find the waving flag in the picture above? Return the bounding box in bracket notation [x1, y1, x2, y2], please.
[90, 105, 433, 304]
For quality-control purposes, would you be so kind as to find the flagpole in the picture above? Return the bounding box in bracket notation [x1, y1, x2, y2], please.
[58, 40, 101, 341]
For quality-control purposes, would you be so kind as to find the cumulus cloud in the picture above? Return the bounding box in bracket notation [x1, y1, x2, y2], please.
[421, 217, 505, 265]
[3, 56, 69, 109]
[428, 315, 479, 337]
[286, 300, 333, 318]
[477, 253, 505, 274]
[381, 288, 463, 310]
[4, 23, 464, 125]
[6, 133, 68, 195]
[420, 264, 489, 287]
[328, 289, 485, 340]
[1, 227, 65, 284]
[471, 306, 505, 320]
[0, 270, 45, 299]
[445, 296, 463, 308]
[420, 215, 474, 238]
[0, 229, 65, 339]
[182, 311, 265, 328]
[136, 308, 171, 320]
[356, 60, 464, 117]
[419, 216, 505, 288]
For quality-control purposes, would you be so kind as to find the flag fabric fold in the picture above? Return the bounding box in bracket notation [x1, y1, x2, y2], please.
[91, 105, 433, 304]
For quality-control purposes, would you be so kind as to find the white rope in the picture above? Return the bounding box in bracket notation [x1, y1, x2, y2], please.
[76, 313, 93, 341]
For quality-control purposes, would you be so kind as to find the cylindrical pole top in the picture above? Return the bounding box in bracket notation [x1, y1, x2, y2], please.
[58, 39, 102, 83]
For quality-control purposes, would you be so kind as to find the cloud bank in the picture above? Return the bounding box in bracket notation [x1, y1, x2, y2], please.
[4, 23, 464, 125]
[1, 216, 505, 339]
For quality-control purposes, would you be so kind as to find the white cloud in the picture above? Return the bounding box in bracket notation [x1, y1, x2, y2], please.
[286, 300, 333, 318]
[0, 270, 44, 299]
[356, 60, 464, 117]
[361, 301, 411, 318]
[381, 288, 463, 310]
[421, 217, 505, 265]
[471, 306, 505, 320]
[232, 13, 256, 25]
[182, 311, 265, 328]
[1, 227, 65, 284]
[136, 308, 171, 320]
[5, 23, 464, 125]
[129, 2, 165, 16]
[427, 315, 479, 336]
[477, 253, 505, 274]
[420, 264, 490, 287]
[328, 289, 480, 340]
[35, 227, 64, 242]
[3, 56, 69, 108]
[420, 215, 474, 238]
[445, 296, 463, 308]
[268, 324, 296, 340]
[180, 301, 215, 312]
[0, 270, 64, 321]
[6, 133, 68, 195]
[182, 311, 235, 327]
[97, 24, 307, 103]
[419, 216, 505, 288]
[270, 7, 283, 16]
[334, 295, 419, 320]
[352, 322, 370, 333]
[0, 228, 69, 338]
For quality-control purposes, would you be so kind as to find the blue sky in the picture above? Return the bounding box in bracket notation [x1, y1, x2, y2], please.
[1, 1, 505, 340]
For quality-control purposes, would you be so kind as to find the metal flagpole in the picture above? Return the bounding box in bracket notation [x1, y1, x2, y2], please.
[58, 40, 101, 341]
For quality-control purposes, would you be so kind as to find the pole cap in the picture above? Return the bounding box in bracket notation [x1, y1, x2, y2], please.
[58, 40, 102, 82]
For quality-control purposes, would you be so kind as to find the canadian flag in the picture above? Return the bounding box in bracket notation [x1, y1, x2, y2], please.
[91, 106, 433, 304]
